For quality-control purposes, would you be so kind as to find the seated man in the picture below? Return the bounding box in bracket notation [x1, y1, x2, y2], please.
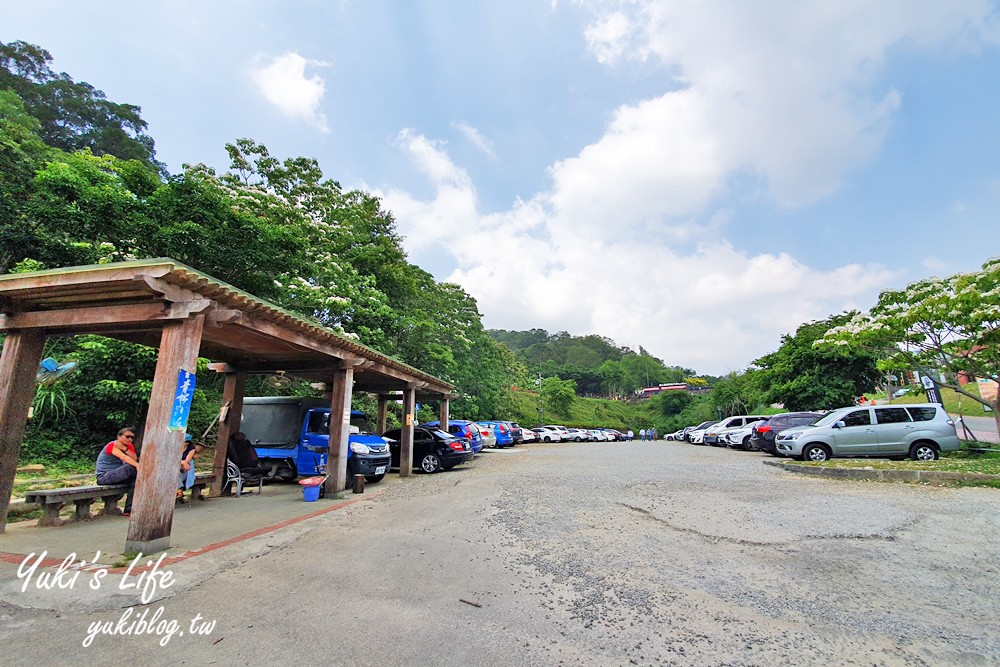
[227, 432, 267, 471]
[96, 427, 139, 515]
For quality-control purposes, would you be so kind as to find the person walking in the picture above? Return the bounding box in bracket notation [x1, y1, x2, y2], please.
[96, 427, 139, 515]
[627, 429, 634, 441]
[639, 428, 646, 442]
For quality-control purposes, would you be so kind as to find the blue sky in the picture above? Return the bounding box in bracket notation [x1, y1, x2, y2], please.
[4, 1, 1000, 374]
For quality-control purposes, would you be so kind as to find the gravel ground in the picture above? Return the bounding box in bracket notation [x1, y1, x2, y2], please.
[3, 441, 999, 665]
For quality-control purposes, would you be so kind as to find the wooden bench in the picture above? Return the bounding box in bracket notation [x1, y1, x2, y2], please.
[22, 474, 216, 527]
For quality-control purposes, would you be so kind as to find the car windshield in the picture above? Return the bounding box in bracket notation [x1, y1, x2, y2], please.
[350, 412, 376, 434]
[811, 411, 844, 427]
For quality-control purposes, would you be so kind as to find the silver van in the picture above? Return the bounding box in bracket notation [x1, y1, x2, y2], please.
[774, 404, 960, 462]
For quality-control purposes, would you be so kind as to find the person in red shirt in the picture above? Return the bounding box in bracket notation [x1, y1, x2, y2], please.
[95, 427, 139, 515]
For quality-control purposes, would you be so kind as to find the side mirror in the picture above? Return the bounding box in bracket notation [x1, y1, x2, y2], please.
[348, 425, 360, 434]
[833, 421, 846, 429]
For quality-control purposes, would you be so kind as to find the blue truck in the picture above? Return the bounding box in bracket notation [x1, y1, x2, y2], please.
[240, 397, 391, 483]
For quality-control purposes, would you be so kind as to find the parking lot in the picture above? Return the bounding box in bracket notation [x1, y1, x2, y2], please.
[3, 441, 1000, 665]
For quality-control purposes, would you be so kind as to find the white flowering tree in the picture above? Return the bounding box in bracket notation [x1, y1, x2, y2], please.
[819, 258, 1000, 430]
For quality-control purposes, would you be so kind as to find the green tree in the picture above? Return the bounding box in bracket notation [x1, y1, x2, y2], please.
[819, 258, 1000, 429]
[541, 376, 577, 417]
[0, 40, 160, 169]
[756, 314, 880, 411]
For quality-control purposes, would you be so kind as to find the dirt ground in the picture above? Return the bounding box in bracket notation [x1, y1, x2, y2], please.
[2, 441, 999, 666]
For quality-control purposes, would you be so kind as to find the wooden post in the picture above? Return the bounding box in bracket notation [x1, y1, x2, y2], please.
[0, 331, 46, 532]
[324, 365, 354, 496]
[439, 397, 450, 431]
[376, 396, 389, 434]
[126, 315, 205, 554]
[211, 372, 246, 496]
[399, 385, 416, 477]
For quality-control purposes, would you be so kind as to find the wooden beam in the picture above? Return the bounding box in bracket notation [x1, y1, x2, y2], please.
[376, 396, 389, 434]
[324, 367, 354, 496]
[0, 264, 173, 296]
[206, 309, 245, 326]
[134, 275, 202, 304]
[211, 372, 246, 496]
[0, 331, 46, 532]
[399, 386, 416, 477]
[439, 398, 450, 431]
[125, 315, 205, 554]
[0, 300, 212, 331]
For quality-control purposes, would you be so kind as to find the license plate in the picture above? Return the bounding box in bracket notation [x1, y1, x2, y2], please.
[374, 466, 386, 475]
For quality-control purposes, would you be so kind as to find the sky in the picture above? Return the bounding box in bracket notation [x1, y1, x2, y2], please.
[4, 0, 1000, 375]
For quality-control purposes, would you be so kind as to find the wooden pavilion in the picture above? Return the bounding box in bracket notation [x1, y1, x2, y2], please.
[0, 259, 456, 553]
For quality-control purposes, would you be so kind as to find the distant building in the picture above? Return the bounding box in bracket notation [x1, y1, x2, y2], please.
[635, 383, 688, 399]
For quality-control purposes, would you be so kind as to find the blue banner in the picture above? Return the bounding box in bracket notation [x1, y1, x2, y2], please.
[168, 369, 196, 430]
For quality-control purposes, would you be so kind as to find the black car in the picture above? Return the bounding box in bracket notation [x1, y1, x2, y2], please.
[749, 412, 822, 455]
[382, 427, 474, 473]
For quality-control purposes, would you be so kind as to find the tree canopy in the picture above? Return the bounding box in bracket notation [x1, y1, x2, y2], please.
[819, 258, 1000, 426]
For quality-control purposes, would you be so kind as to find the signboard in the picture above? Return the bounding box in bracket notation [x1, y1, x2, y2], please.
[922, 374, 942, 405]
[168, 369, 196, 430]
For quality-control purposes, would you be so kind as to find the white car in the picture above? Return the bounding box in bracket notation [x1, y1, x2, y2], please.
[531, 427, 563, 442]
[564, 428, 589, 442]
[520, 428, 538, 443]
[724, 420, 766, 450]
[589, 429, 609, 442]
[703, 415, 769, 446]
[687, 421, 720, 445]
[543, 425, 571, 440]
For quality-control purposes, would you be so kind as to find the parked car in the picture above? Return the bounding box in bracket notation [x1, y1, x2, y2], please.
[750, 412, 823, 455]
[520, 428, 538, 443]
[543, 425, 571, 440]
[602, 429, 626, 441]
[724, 420, 767, 450]
[565, 428, 589, 442]
[774, 404, 961, 462]
[684, 420, 716, 443]
[531, 426, 563, 442]
[703, 415, 768, 446]
[686, 421, 719, 444]
[507, 422, 526, 444]
[382, 427, 474, 472]
[478, 421, 514, 447]
[892, 387, 913, 399]
[424, 419, 483, 454]
[472, 422, 498, 449]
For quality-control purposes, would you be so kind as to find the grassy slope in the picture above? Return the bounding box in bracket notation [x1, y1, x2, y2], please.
[509, 390, 648, 430]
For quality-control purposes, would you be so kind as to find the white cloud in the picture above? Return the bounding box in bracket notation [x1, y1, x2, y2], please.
[251, 52, 330, 132]
[584, 11, 632, 64]
[452, 121, 497, 160]
[375, 3, 997, 374]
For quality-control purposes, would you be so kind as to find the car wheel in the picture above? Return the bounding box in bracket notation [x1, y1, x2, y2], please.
[802, 444, 830, 462]
[742, 436, 755, 451]
[909, 442, 939, 461]
[420, 453, 442, 473]
[365, 474, 385, 483]
[543, 437, 551, 442]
